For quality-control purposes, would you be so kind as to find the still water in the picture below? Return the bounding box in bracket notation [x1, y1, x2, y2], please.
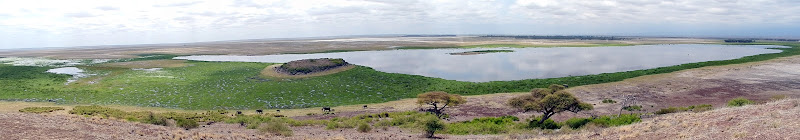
[46, 67, 91, 84]
[175, 44, 784, 82]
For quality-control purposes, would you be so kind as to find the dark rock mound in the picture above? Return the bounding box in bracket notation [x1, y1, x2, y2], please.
[275, 58, 350, 75]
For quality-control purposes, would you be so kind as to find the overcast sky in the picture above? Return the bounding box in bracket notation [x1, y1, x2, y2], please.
[1, 0, 799, 49]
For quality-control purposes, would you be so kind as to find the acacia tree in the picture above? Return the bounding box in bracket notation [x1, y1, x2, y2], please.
[508, 84, 593, 124]
[417, 91, 467, 118]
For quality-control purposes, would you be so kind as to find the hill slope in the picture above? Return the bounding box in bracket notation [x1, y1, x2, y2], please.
[533, 98, 800, 140]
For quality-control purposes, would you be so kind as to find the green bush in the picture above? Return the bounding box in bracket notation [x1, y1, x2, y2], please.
[19, 107, 64, 113]
[655, 107, 685, 114]
[423, 117, 445, 138]
[590, 114, 641, 127]
[728, 97, 754, 107]
[528, 117, 561, 130]
[143, 113, 168, 126]
[175, 118, 199, 130]
[692, 104, 713, 112]
[563, 117, 592, 129]
[357, 122, 372, 133]
[258, 122, 293, 136]
[623, 105, 642, 111]
[325, 121, 340, 130]
[602, 99, 617, 104]
[444, 116, 519, 134]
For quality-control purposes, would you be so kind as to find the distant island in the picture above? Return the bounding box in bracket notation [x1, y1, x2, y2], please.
[275, 58, 351, 75]
[449, 50, 514, 55]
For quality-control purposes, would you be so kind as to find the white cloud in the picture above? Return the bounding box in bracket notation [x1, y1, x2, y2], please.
[0, 0, 798, 49]
[511, 0, 800, 24]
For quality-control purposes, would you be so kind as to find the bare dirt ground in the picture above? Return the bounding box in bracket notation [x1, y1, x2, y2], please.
[0, 36, 716, 59]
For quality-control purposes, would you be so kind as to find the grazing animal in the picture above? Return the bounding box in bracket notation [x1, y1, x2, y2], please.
[236, 111, 242, 115]
[256, 110, 263, 114]
[563, 84, 569, 88]
[276, 110, 280, 112]
[363, 105, 368, 109]
[322, 107, 332, 112]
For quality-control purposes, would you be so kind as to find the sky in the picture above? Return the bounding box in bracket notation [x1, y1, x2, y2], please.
[1, 0, 799, 49]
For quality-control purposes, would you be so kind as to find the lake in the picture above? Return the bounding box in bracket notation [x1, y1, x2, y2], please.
[175, 44, 784, 82]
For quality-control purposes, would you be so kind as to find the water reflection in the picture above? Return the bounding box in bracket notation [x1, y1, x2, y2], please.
[46, 67, 92, 84]
[175, 44, 783, 82]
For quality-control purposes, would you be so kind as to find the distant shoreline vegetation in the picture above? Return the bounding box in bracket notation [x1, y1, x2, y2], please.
[0, 42, 798, 109]
[448, 50, 514, 55]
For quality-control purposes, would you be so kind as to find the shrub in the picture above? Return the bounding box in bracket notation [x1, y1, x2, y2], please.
[19, 107, 64, 113]
[528, 117, 561, 129]
[444, 116, 518, 134]
[325, 122, 340, 130]
[602, 99, 617, 104]
[654, 107, 685, 115]
[563, 117, 592, 129]
[258, 122, 293, 136]
[590, 114, 641, 127]
[622, 105, 642, 111]
[728, 97, 754, 107]
[143, 113, 168, 126]
[692, 104, 713, 112]
[357, 122, 372, 133]
[422, 117, 445, 138]
[175, 118, 199, 130]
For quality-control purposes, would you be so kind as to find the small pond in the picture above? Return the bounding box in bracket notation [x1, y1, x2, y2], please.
[46, 67, 93, 84]
[175, 44, 785, 82]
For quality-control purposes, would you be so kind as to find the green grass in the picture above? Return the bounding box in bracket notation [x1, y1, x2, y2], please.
[18, 107, 65, 113]
[445, 116, 520, 134]
[1, 42, 799, 109]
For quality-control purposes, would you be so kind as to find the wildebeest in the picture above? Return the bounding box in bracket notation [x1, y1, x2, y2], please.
[256, 110, 263, 114]
[322, 107, 332, 112]
[276, 110, 280, 112]
[363, 105, 368, 109]
[236, 111, 242, 115]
